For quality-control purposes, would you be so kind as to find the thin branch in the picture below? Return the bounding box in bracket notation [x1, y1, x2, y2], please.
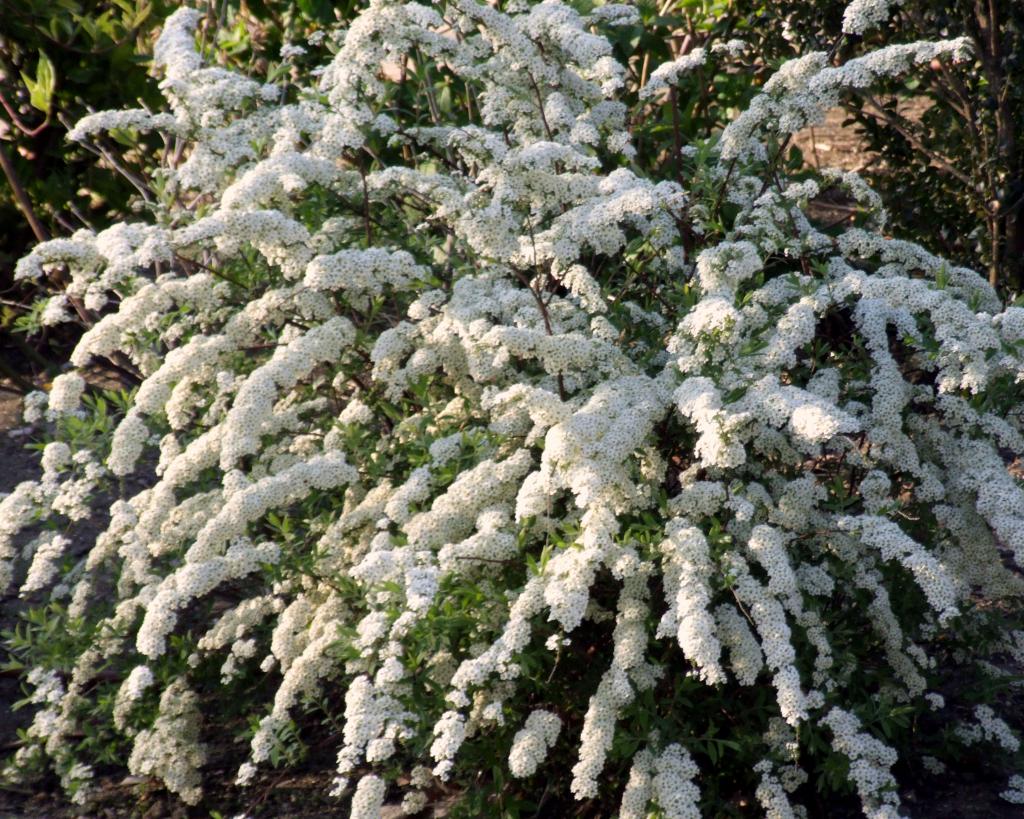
[528, 73, 554, 140]
[712, 156, 739, 223]
[0, 140, 48, 242]
[510, 265, 567, 401]
[0, 90, 49, 137]
[173, 252, 249, 290]
[669, 86, 684, 188]
[359, 158, 373, 245]
[94, 140, 154, 203]
[57, 112, 153, 202]
[66, 200, 95, 230]
[51, 211, 78, 234]
[417, 48, 443, 127]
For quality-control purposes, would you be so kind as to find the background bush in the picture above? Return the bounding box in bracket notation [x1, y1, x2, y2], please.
[735, 0, 1024, 291]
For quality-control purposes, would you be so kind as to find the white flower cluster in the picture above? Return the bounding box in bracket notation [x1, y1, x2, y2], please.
[823, 708, 901, 818]
[955, 705, 1021, 753]
[640, 40, 746, 100]
[508, 709, 562, 778]
[1002, 774, 1024, 805]
[651, 743, 701, 819]
[112, 666, 155, 731]
[127, 681, 207, 805]
[5, 0, 1024, 815]
[719, 36, 971, 162]
[350, 774, 386, 818]
[657, 519, 725, 684]
[839, 515, 960, 623]
[20, 533, 71, 596]
[754, 759, 805, 819]
[48, 373, 86, 416]
[842, 0, 902, 36]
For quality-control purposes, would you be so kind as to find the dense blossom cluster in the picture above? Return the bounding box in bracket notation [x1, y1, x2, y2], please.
[508, 709, 562, 778]
[3, 0, 1024, 815]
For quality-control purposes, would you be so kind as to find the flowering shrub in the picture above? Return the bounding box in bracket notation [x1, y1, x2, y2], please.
[1, 0, 337, 362]
[4, 1, 1024, 816]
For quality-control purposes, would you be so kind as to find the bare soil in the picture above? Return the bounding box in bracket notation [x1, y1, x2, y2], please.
[0, 385, 48, 804]
[791, 98, 934, 175]
[792, 107, 880, 174]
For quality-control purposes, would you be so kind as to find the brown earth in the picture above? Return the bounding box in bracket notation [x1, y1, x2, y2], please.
[791, 98, 934, 175]
[792, 107, 880, 174]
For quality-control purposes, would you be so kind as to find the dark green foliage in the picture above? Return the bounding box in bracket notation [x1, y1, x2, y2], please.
[736, 0, 1024, 293]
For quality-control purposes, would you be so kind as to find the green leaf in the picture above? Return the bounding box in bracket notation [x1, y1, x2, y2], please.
[132, 3, 153, 30]
[295, 0, 336, 22]
[21, 50, 56, 114]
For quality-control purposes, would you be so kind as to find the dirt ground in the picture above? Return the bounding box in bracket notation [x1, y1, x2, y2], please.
[0, 386, 47, 804]
[792, 107, 879, 174]
[790, 98, 934, 175]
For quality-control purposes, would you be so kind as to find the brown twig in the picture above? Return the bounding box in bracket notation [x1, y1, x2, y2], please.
[0, 89, 49, 137]
[0, 356, 37, 393]
[712, 156, 738, 223]
[669, 85, 684, 188]
[57, 112, 153, 202]
[510, 265, 567, 401]
[359, 158, 373, 246]
[173, 252, 249, 290]
[528, 72, 554, 141]
[0, 140, 49, 243]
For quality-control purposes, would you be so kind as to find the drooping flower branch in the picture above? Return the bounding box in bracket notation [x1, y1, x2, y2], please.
[3, 1, 1024, 815]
